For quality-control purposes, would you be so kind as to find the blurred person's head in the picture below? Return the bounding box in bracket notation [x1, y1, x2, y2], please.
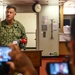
[67, 16, 75, 75]
[59, 64, 64, 73]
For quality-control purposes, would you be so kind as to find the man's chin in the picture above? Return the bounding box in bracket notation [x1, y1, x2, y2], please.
[6, 18, 11, 21]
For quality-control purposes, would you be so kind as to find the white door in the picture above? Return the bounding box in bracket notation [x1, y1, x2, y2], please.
[15, 13, 36, 49]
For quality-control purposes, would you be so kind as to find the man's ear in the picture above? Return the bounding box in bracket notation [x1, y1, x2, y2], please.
[15, 12, 16, 15]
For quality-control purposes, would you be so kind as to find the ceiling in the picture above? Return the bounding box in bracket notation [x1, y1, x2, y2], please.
[1, 0, 50, 5]
[0, 0, 62, 5]
[0, 0, 75, 6]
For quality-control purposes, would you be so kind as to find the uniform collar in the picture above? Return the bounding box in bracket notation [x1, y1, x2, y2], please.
[2, 19, 18, 27]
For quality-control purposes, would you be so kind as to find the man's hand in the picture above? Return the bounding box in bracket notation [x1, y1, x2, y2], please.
[7, 44, 38, 75]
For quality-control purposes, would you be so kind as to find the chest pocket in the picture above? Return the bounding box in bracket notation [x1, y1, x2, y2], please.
[13, 27, 22, 38]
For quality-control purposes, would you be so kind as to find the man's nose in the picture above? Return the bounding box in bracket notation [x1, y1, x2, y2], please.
[7, 12, 10, 15]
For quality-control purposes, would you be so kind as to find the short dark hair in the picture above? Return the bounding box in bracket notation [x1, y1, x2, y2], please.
[6, 5, 16, 12]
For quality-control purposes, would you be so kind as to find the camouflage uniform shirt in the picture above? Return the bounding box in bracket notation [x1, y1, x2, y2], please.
[0, 19, 27, 48]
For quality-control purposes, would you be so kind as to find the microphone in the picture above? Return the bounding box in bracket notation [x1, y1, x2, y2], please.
[20, 38, 27, 44]
[19, 38, 27, 50]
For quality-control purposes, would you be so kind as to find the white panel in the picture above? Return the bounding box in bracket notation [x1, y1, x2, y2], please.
[15, 13, 36, 47]
[64, 7, 75, 14]
[27, 33, 36, 47]
[15, 13, 36, 32]
[0, 6, 4, 20]
[0, 6, 7, 21]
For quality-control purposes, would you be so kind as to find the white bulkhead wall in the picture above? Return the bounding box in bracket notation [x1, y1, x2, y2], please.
[39, 5, 59, 56]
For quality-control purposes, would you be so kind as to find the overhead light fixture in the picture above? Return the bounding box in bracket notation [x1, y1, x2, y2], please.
[69, 3, 75, 6]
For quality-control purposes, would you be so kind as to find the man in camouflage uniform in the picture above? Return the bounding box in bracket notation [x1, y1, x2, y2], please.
[0, 5, 27, 50]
